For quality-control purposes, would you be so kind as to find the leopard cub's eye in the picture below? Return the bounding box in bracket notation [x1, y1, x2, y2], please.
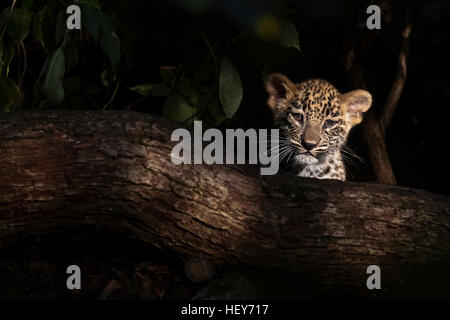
[324, 119, 337, 128]
[292, 113, 303, 123]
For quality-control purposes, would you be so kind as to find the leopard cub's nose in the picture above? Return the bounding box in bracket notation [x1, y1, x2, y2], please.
[301, 138, 318, 151]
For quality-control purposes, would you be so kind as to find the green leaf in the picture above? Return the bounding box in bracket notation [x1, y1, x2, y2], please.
[6, 8, 32, 41]
[160, 66, 177, 83]
[33, 6, 47, 49]
[178, 76, 197, 97]
[36, 54, 50, 84]
[100, 67, 118, 87]
[129, 83, 171, 97]
[162, 93, 197, 123]
[81, 6, 121, 67]
[81, 5, 100, 43]
[0, 77, 22, 111]
[54, 9, 66, 46]
[188, 89, 209, 108]
[278, 20, 300, 51]
[42, 48, 66, 105]
[209, 96, 226, 126]
[32, 5, 56, 50]
[0, 44, 15, 76]
[100, 68, 110, 87]
[219, 56, 243, 119]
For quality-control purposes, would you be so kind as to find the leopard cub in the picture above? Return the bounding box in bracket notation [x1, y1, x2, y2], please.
[265, 73, 372, 181]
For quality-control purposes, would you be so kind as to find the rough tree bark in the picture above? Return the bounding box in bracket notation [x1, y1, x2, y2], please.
[0, 111, 449, 298]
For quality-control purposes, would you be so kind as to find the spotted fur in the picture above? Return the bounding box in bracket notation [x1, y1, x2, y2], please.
[266, 73, 372, 181]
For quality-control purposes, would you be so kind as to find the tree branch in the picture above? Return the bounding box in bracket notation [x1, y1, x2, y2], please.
[380, 6, 413, 132]
[342, 2, 413, 185]
[345, 45, 397, 184]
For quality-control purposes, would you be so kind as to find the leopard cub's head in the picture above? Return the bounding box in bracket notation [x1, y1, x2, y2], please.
[265, 73, 372, 165]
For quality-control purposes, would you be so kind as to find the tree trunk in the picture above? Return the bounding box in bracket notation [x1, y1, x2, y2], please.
[1, 111, 449, 298]
[345, 47, 398, 185]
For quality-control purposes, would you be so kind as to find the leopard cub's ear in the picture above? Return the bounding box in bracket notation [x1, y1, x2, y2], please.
[265, 73, 297, 110]
[340, 89, 372, 126]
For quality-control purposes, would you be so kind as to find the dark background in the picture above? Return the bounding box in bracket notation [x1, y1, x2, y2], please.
[1, 0, 450, 300]
[2, 0, 449, 195]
